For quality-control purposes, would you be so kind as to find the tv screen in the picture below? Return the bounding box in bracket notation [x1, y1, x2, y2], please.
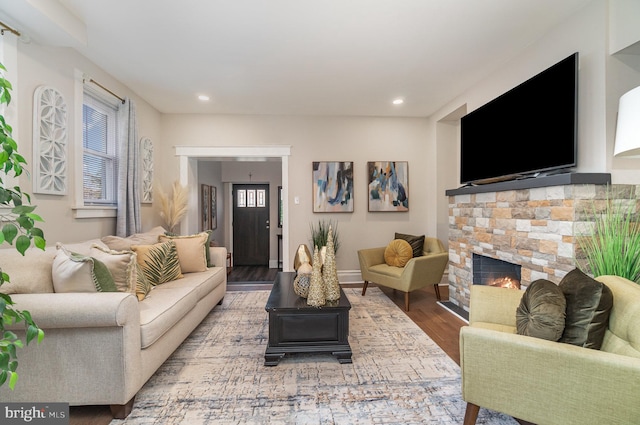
[460, 52, 578, 185]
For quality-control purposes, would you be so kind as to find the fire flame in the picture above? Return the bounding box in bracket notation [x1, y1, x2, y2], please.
[489, 277, 520, 290]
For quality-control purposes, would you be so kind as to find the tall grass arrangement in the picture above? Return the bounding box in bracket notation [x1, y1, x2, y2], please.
[577, 189, 640, 283]
[310, 219, 340, 254]
[156, 181, 188, 233]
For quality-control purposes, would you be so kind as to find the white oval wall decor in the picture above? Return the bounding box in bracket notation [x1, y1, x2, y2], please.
[33, 85, 67, 195]
[141, 136, 153, 203]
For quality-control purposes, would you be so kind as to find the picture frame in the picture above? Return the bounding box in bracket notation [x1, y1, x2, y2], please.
[367, 161, 409, 212]
[201, 184, 210, 231]
[209, 186, 217, 230]
[312, 161, 354, 213]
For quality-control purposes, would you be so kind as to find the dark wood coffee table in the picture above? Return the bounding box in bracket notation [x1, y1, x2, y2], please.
[264, 272, 352, 366]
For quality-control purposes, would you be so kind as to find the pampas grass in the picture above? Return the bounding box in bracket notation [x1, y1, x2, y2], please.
[156, 181, 188, 233]
[577, 188, 640, 284]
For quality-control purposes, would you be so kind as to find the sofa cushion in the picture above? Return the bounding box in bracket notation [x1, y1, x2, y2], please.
[52, 244, 117, 293]
[132, 240, 183, 286]
[384, 239, 413, 267]
[394, 232, 425, 257]
[516, 279, 566, 341]
[558, 268, 613, 349]
[158, 232, 208, 273]
[138, 285, 199, 348]
[101, 226, 166, 251]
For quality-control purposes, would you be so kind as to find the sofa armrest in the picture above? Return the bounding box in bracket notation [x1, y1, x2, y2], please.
[357, 247, 386, 270]
[401, 252, 448, 291]
[460, 326, 640, 424]
[209, 246, 228, 268]
[8, 292, 139, 329]
[468, 284, 524, 328]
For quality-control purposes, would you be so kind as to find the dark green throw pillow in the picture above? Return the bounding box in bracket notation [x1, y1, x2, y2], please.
[394, 232, 425, 258]
[558, 268, 613, 350]
[516, 279, 566, 341]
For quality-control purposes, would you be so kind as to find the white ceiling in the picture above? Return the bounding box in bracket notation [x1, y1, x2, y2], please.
[0, 0, 594, 117]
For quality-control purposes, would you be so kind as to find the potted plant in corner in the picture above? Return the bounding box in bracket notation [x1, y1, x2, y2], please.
[0, 61, 46, 389]
[576, 186, 640, 284]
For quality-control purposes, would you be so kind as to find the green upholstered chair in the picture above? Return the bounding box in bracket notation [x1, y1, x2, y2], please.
[357, 237, 449, 311]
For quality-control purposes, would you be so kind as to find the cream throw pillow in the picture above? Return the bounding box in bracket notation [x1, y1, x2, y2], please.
[52, 244, 117, 293]
[158, 232, 208, 273]
[90, 244, 137, 293]
[101, 226, 167, 251]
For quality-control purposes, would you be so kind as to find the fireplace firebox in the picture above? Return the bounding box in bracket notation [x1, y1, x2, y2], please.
[473, 254, 521, 289]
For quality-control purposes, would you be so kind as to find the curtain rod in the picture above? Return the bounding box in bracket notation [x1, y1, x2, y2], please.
[87, 78, 125, 104]
[0, 21, 21, 37]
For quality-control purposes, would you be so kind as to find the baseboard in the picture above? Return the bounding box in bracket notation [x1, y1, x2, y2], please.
[337, 269, 363, 284]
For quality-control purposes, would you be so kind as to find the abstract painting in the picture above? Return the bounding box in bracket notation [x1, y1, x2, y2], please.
[312, 161, 354, 213]
[367, 161, 409, 212]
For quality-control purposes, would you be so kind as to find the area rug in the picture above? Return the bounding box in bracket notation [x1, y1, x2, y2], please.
[110, 287, 517, 425]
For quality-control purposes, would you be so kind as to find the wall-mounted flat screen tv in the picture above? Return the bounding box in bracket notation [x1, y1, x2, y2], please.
[460, 52, 578, 185]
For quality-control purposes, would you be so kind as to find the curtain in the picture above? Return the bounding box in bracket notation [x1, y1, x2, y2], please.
[116, 98, 141, 237]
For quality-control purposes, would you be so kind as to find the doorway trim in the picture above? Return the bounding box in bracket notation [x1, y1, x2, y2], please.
[175, 145, 292, 272]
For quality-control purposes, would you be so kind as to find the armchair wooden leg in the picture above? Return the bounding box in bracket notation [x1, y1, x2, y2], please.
[362, 281, 369, 296]
[434, 283, 442, 301]
[110, 397, 135, 419]
[463, 402, 480, 425]
[404, 292, 410, 311]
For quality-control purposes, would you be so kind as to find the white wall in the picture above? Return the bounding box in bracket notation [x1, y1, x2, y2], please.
[160, 114, 432, 272]
[13, 42, 163, 245]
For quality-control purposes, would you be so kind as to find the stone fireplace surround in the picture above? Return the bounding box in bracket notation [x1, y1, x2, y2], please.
[445, 173, 638, 312]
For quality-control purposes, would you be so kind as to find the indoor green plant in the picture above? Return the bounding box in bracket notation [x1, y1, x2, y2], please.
[577, 187, 640, 283]
[309, 219, 340, 254]
[0, 61, 46, 389]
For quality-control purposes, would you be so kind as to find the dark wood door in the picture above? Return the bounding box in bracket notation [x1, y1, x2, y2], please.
[233, 184, 270, 266]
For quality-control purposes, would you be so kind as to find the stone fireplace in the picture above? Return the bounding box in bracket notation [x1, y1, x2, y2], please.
[445, 174, 637, 312]
[473, 254, 521, 289]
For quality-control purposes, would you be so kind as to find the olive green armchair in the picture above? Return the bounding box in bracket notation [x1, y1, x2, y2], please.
[357, 237, 449, 311]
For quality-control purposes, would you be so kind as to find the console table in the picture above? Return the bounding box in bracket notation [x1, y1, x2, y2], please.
[264, 272, 352, 366]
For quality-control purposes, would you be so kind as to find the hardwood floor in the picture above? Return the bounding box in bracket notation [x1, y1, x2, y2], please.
[68, 270, 468, 425]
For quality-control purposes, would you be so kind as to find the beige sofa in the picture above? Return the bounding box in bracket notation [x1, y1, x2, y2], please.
[0, 229, 227, 418]
[460, 275, 640, 425]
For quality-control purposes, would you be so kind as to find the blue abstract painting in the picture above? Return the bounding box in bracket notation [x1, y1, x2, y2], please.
[312, 161, 354, 212]
[367, 161, 408, 212]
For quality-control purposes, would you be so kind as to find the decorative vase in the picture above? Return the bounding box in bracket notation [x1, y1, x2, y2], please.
[322, 225, 341, 301]
[306, 245, 326, 307]
[293, 262, 312, 298]
[293, 244, 312, 271]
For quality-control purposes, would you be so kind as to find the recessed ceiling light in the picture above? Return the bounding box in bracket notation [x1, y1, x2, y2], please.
[198, 94, 210, 101]
[392, 98, 404, 105]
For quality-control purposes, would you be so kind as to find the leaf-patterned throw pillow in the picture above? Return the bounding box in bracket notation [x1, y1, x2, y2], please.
[132, 240, 183, 286]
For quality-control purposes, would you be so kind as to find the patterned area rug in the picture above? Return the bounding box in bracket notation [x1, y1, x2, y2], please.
[110, 287, 517, 425]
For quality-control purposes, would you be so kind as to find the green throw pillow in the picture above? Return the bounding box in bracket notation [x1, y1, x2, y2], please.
[516, 279, 566, 341]
[558, 268, 613, 350]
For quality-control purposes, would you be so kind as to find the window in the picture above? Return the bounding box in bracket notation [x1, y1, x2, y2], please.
[82, 91, 118, 205]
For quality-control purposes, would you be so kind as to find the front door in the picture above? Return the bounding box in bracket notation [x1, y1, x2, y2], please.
[233, 184, 270, 266]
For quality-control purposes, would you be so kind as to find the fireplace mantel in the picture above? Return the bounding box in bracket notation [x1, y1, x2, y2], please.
[445, 173, 611, 196]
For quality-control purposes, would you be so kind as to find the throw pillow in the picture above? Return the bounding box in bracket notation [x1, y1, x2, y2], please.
[558, 268, 614, 349]
[132, 240, 183, 286]
[101, 226, 167, 251]
[394, 232, 425, 257]
[158, 232, 208, 273]
[134, 263, 153, 301]
[90, 244, 137, 293]
[52, 244, 117, 293]
[384, 239, 413, 268]
[516, 279, 566, 341]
